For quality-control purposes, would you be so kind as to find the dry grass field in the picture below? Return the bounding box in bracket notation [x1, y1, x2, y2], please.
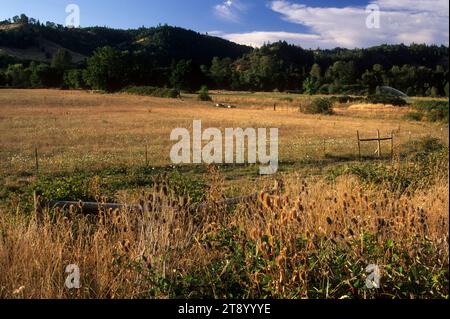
[0, 89, 448, 299]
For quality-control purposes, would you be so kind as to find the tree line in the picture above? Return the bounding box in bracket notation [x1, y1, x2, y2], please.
[0, 15, 448, 97]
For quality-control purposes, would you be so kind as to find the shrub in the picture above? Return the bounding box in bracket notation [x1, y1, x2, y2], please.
[410, 100, 449, 123]
[33, 174, 97, 202]
[328, 136, 448, 193]
[401, 136, 447, 160]
[300, 97, 333, 115]
[404, 112, 423, 122]
[122, 86, 180, 98]
[366, 95, 408, 106]
[198, 85, 212, 101]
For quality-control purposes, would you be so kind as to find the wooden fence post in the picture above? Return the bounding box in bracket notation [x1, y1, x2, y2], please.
[377, 130, 381, 158]
[357, 130, 393, 160]
[357, 131, 361, 160]
[391, 131, 394, 160]
[34, 147, 39, 175]
[145, 145, 148, 166]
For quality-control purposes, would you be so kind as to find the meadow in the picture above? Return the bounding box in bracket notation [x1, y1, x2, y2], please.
[0, 89, 448, 298]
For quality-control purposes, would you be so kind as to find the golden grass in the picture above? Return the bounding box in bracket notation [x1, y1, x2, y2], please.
[0, 89, 447, 176]
[0, 89, 448, 299]
[0, 164, 447, 298]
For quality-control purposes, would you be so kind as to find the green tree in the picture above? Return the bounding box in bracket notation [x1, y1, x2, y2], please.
[209, 57, 233, 89]
[430, 86, 439, 97]
[51, 49, 72, 71]
[362, 64, 385, 95]
[198, 85, 212, 101]
[30, 63, 58, 87]
[303, 77, 316, 95]
[63, 69, 86, 89]
[84, 46, 128, 92]
[0, 70, 6, 86]
[19, 14, 29, 24]
[310, 63, 322, 81]
[326, 61, 357, 89]
[5, 64, 30, 87]
[170, 60, 193, 91]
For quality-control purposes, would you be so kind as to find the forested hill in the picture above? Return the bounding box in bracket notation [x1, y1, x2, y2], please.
[0, 16, 252, 65]
[1, 15, 449, 96]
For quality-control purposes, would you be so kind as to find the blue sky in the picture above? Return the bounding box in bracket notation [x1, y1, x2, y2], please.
[0, 0, 448, 48]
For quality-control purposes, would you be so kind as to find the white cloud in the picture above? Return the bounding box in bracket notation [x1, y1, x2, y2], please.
[214, 0, 246, 22]
[269, 0, 449, 48]
[211, 30, 327, 48]
[212, 0, 449, 48]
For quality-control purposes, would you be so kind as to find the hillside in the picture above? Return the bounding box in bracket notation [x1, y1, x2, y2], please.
[0, 20, 252, 65]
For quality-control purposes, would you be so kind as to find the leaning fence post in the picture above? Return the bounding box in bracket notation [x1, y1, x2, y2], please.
[377, 130, 382, 158]
[357, 131, 361, 160]
[145, 145, 148, 166]
[391, 131, 394, 160]
[34, 147, 39, 175]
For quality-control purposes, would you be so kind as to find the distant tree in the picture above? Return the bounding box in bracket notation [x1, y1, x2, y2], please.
[19, 14, 29, 24]
[310, 63, 322, 81]
[209, 57, 233, 89]
[5, 64, 30, 87]
[84, 46, 128, 91]
[51, 49, 72, 71]
[63, 69, 86, 89]
[170, 59, 193, 91]
[304, 63, 322, 94]
[430, 86, 439, 97]
[198, 85, 212, 101]
[326, 61, 357, 88]
[445, 82, 449, 97]
[0, 70, 6, 86]
[29, 63, 58, 87]
[45, 21, 56, 28]
[303, 77, 316, 95]
[362, 64, 385, 95]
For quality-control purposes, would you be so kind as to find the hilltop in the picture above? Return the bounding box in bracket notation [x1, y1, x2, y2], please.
[0, 17, 252, 65]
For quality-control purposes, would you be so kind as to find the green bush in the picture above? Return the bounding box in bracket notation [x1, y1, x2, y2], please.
[410, 100, 449, 123]
[122, 86, 180, 98]
[198, 85, 212, 101]
[328, 136, 448, 194]
[33, 175, 96, 201]
[401, 136, 447, 160]
[300, 97, 333, 115]
[404, 112, 423, 121]
[366, 95, 408, 106]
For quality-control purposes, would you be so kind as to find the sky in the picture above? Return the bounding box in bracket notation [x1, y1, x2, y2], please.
[0, 0, 448, 49]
